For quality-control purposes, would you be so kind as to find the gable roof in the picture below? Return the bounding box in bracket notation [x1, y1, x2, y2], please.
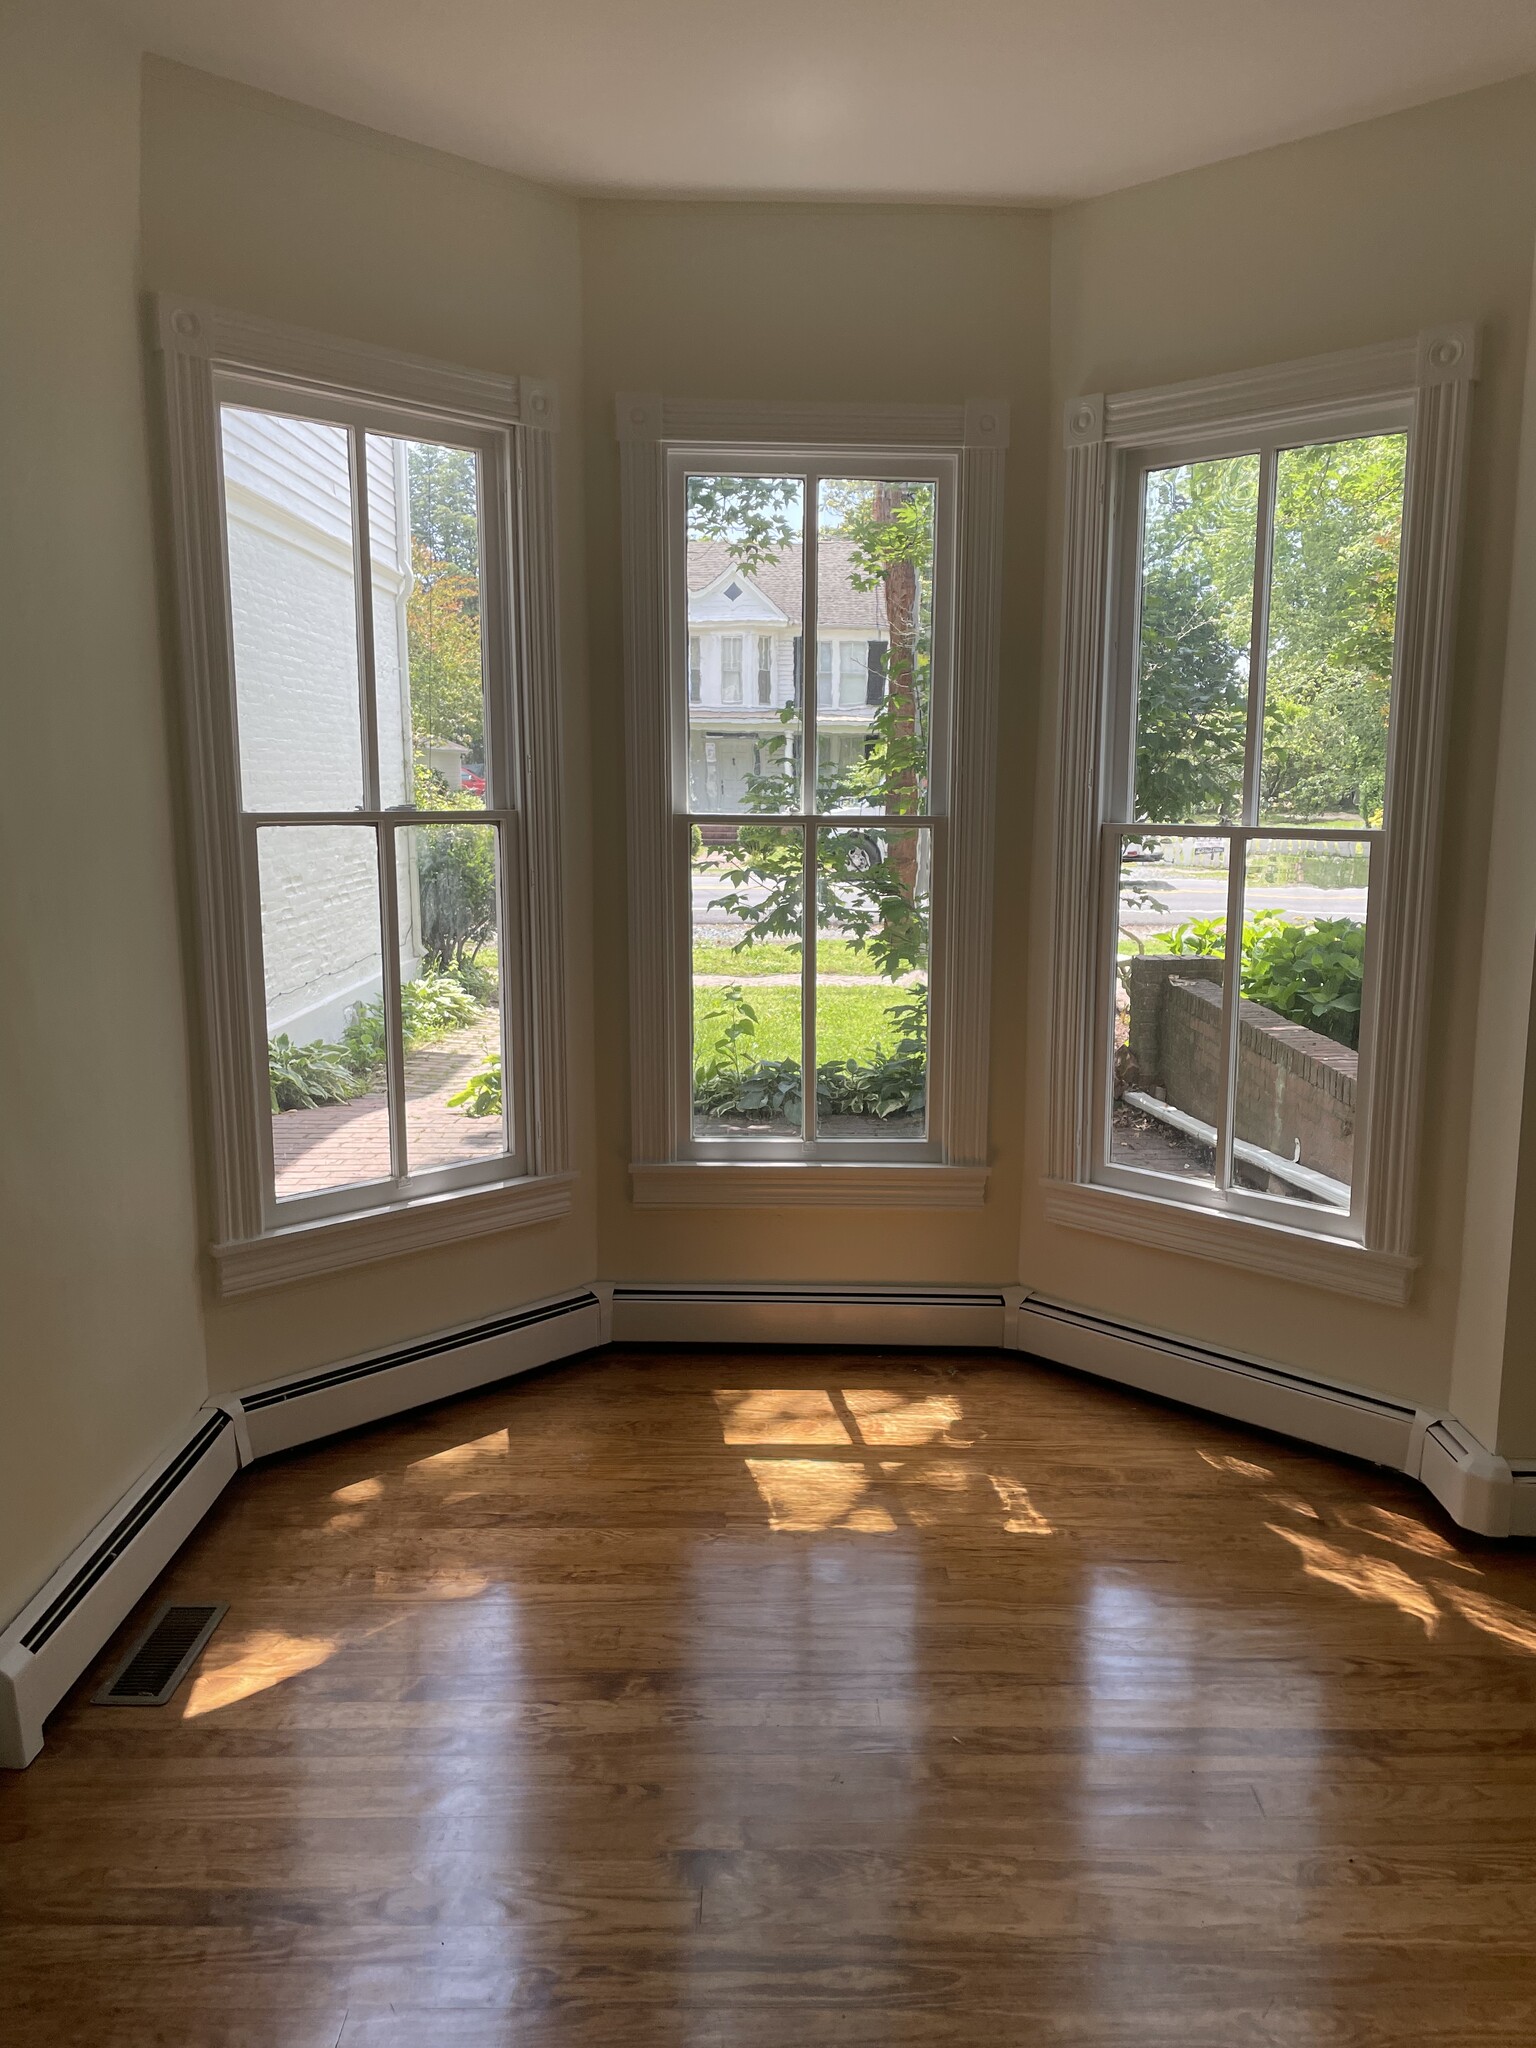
[687, 539, 886, 632]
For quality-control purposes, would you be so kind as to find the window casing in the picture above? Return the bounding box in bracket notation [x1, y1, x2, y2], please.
[159, 300, 571, 1290]
[677, 452, 951, 1165]
[1048, 331, 1476, 1298]
[618, 394, 1008, 1207]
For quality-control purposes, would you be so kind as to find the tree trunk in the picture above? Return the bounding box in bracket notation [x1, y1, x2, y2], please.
[876, 481, 921, 899]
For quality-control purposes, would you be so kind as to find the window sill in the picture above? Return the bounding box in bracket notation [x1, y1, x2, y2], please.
[630, 1161, 988, 1209]
[1041, 1178, 1414, 1305]
[211, 1173, 577, 1296]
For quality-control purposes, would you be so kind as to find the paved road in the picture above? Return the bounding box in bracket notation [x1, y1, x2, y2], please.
[1118, 864, 1367, 929]
[696, 865, 1368, 930]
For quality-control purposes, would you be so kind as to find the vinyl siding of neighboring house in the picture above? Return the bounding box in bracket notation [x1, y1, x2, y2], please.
[222, 408, 423, 1045]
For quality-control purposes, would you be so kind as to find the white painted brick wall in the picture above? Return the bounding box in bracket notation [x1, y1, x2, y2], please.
[223, 410, 417, 1046]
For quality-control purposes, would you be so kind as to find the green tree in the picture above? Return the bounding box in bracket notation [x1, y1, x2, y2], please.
[1133, 456, 1257, 823]
[1261, 435, 1405, 823]
[406, 538, 484, 757]
[408, 443, 480, 578]
[1132, 436, 1406, 827]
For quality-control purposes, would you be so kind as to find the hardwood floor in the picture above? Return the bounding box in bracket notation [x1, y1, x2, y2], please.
[6, 1346, 1536, 2046]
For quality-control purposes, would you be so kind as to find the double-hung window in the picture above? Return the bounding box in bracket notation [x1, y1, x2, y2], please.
[719, 634, 744, 705]
[1048, 331, 1475, 1298]
[618, 395, 1008, 1205]
[160, 300, 571, 1290]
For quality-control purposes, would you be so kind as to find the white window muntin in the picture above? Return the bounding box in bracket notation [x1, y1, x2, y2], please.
[215, 375, 530, 1229]
[666, 447, 957, 1163]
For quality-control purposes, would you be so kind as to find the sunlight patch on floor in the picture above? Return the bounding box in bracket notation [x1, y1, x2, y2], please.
[411, 1428, 510, 1469]
[182, 1629, 338, 1717]
[1199, 1451, 1275, 1480]
[744, 1457, 897, 1532]
[716, 1389, 848, 1444]
[988, 1471, 1054, 1535]
[331, 1476, 384, 1503]
[1437, 1581, 1536, 1653]
[1341, 1504, 1479, 1569]
[1268, 1523, 1441, 1634]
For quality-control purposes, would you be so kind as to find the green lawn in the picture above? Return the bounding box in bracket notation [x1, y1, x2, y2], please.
[692, 938, 881, 978]
[693, 981, 915, 1065]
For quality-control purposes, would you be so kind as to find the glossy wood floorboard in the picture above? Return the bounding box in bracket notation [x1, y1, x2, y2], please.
[6, 1347, 1536, 2046]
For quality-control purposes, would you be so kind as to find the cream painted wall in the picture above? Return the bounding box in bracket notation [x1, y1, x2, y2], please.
[0, 2, 207, 1628]
[1452, 252, 1536, 1456]
[579, 200, 1051, 1286]
[138, 60, 597, 1393]
[1035, 78, 1536, 1417]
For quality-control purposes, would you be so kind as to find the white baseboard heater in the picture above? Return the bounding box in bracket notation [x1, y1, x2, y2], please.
[0, 1287, 603, 1770]
[236, 1287, 604, 1458]
[609, 1282, 1009, 1349]
[0, 1408, 240, 1769]
[1014, 1290, 1536, 1538]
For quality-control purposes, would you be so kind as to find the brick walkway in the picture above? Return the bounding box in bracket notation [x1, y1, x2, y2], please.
[272, 1013, 502, 1200]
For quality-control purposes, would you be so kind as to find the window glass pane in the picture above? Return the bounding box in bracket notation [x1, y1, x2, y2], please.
[1235, 837, 1371, 1211]
[368, 435, 487, 812]
[817, 479, 934, 816]
[693, 825, 804, 1139]
[1110, 831, 1226, 1189]
[685, 474, 804, 815]
[816, 826, 929, 1140]
[396, 821, 507, 1171]
[221, 406, 364, 812]
[259, 825, 390, 1200]
[1259, 435, 1406, 829]
[1132, 455, 1259, 826]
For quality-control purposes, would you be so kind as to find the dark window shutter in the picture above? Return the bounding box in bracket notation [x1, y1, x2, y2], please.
[867, 640, 887, 706]
[792, 636, 803, 697]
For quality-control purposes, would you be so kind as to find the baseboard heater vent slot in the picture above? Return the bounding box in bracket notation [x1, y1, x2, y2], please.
[94, 1602, 227, 1707]
[611, 1287, 1008, 1308]
[242, 1291, 602, 1412]
[19, 1412, 232, 1654]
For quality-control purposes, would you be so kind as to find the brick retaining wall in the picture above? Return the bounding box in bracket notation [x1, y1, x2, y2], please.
[1124, 957, 1357, 1187]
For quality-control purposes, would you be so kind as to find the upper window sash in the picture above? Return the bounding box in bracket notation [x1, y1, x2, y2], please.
[664, 449, 958, 826]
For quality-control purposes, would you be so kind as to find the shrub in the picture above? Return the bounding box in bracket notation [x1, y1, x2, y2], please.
[449, 1053, 502, 1119]
[268, 1034, 358, 1112]
[692, 980, 928, 1122]
[1144, 910, 1366, 1050]
[341, 970, 481, 1078]
[1242, 915, 1365, 1049]
[412, 767, 498, 977]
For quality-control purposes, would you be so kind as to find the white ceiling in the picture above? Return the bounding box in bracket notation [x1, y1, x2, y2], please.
[100, 0, 1536, 203]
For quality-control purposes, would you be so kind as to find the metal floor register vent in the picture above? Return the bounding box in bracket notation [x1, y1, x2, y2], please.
[93, 1602, 228, 1707]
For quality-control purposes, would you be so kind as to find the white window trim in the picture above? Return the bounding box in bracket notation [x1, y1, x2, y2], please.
[618, 394, 1007, 1208]
[1046, 327, 1477, 1304]
[158, 298, 572, 1294]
